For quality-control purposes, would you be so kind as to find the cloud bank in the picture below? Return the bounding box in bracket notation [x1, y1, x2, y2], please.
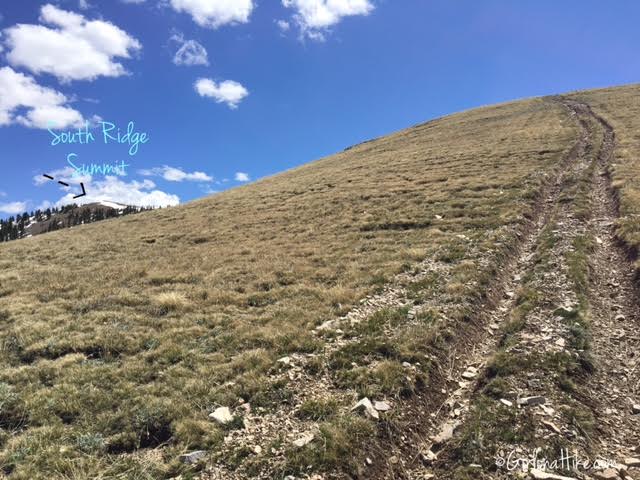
[3, 4, 141, 82]
[169, 0, 254, 29]
[282, 0, 374, 40]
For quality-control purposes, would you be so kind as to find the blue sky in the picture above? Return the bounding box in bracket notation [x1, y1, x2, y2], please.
[1, 0, 639, 218]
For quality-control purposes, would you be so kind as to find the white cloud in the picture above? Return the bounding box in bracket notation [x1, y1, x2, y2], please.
[34, 166, 92, 186]
[234, 172, 250, 182]
[78, 0, 90, 10]
[0, 191, 6, 197]
[0, 66, 86, 129]
[169, 0, 254, 28]
[276, 19, 291, 32]
[139, 165, 213, 182]
[282, 0, 374, 40]
[54, 176, 179, 208]
[171, 33, 209, 66]
[3, 4, 141, 82]
[120, 0, 146, 3]
[0, 201, 28, 215]
[194, 78, 248, 109]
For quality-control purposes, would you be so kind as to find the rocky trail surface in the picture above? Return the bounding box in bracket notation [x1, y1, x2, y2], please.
[401, 100, 640, 480]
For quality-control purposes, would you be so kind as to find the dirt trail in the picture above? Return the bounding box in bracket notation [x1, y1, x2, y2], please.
[399, 100, 640, 480]
[578, 105, 640, 469]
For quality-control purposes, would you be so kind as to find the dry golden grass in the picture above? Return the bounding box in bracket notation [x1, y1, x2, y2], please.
[0, 93, 591, 478]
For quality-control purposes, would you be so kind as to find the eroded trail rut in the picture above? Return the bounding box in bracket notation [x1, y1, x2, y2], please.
[397, 100, 640, 480]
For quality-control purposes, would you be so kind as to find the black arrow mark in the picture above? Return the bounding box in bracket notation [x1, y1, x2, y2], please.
[42, 174, 88, 199]
[73, 183, 87, 199]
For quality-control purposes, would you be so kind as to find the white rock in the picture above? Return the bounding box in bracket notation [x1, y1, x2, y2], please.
[632, 404, 640, 415]
[461, 369, 477, 380]
[517, 396, 546, 406]
[421, 449, 437, 463]
[277, 356, 291, 365]
[179, 450, 207, 464]
[209, 406, 234, 425]
[499, 399, 513, 407]
[373, 400, 392, 412]
[292, 432, 315, 448]
[593, 470, 619, 480]
[541, 420, 561, 434]
[351, 397, 379, 420]
[315, 320, 335, 331]
[254, 445, 262, 454]
[530, 469, 577, 480]
[430, 421, 458, 445]
[625, 457, 640, 467]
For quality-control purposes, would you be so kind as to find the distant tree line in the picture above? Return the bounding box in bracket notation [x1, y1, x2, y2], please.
[0, 204, 154, 243]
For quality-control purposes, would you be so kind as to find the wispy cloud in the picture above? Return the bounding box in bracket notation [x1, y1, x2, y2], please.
[170, 32, 209, 66]
[0, 201, 28, 215]
[34, 166, 91, 186]
[234, 172, 250, 182]
[139, 165, 213, 182]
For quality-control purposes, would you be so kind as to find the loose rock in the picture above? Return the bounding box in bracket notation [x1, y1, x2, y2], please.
[530, 469, 577, 480]
[277, 356, 291, 365]
[625, 458, 640, 467]
[374, 400, 392, 412]
[209, 406, 234, 425]
[179, 450, 207, 464]
[430, 421, 458, 446]
[517, 396, 546, 407]
[593, 470, 620, 480]
[352, 398, 380, 420]
[541, 420, 561, 434]
[292, 432, 315, 448]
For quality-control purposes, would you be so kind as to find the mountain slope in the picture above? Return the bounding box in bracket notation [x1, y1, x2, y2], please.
[0, 86, 638, 479]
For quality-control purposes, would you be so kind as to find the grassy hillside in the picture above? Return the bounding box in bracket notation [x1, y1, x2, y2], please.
[0, 86, 637, 479]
